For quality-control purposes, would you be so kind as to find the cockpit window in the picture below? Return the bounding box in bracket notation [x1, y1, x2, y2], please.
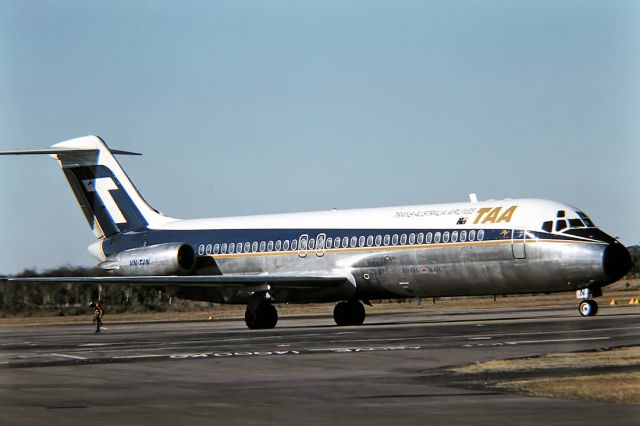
[555, 220, 567, 232]
[569, 218, 585, 228]
[577, 211, 595, 227]
[556, 210, 566, 218]
[541, 221, 553, 232]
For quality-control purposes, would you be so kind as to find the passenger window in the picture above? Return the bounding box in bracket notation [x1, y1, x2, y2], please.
[221, 243, 228, 254]
[358, 236, 365, 247]
[259, 241, 266, 251]
[375, 235, 382, 246]
[451, 231, 458, 242]
[434, 232, 441, 243]
[252, 242, 258, 252]
[300, 239, 307, 250]
[326, 237, 333, 249]
[392, 234, 399, 245]
[350, 236, 357, 247]
[291, 239, 298, 250]
[408, 233, 416, 244]
[367, 235, 374, 247]
[275, 240, 282, 251]
[198, 244, 205, 255]
[477, 230, 484, 241]
[383, 235, 391, 245]
[417, 233, 424, 244]
[214, 244, 220, 254]
[236, 242, 243, 253]
[426, 232, 433, 243]
[308, 239, 315, 250]
[400, 234, 407, 245]
[283, 240, 290, 251]
[317, 235, 325, 249]
[342, 236, 349, 248]
[469, 230, 476, 241]
[542, 221, 553, 232]
[443, 232, 450, 243]
[267, 241, 274, 251]
[334, 238, 341, 249]
[460, 230, 467, 242]
[555, 220, 567, 232]
[244, 242, 250, 253]
[228, 243, 235, 253]
[206, 244, 212, 255]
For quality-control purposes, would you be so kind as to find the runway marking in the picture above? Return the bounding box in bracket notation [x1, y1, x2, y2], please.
[50, 353, 87, 360]
[78, 343, 111, 347]
[112, 354, 166, 360]
[468, 337, 492, 340]
[505, 337, 610, 345]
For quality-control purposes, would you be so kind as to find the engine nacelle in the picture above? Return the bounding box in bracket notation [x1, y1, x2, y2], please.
[100, 243, 196, 276]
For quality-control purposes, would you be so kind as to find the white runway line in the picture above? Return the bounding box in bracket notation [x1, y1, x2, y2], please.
[50, 353, 87, 360]
[505, 337, 609, 345]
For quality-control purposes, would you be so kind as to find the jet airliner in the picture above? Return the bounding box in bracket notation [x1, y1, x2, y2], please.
[0, 136, 632, 329]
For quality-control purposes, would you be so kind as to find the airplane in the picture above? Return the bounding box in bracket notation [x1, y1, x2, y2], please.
[0, 135, 632, 329]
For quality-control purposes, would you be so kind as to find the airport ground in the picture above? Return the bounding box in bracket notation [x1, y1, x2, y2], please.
[2, 285, 640, 425]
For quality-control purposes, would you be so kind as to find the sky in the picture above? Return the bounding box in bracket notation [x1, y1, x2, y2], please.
[1, 0, 639, 274]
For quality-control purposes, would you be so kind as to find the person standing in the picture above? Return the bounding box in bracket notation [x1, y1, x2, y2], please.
[89, 301, 104, 333]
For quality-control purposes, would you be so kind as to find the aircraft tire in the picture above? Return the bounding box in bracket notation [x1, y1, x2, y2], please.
[333, 300, 366, 326]
[245, 301, 278, 329]
[578, 299, 598, 317]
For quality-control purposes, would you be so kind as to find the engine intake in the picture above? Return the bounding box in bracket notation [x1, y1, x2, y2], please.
[100, 243, 196, 275]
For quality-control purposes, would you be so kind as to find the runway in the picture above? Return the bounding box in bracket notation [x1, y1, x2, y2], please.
[2, 306, 640, 425]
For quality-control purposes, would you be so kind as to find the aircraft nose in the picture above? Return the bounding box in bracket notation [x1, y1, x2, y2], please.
[602, 242, 632, 282]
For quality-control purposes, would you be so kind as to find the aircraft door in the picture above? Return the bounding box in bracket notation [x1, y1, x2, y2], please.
[512, 228, 526, 259]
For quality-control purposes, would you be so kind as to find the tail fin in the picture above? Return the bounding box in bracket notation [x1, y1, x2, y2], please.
[1, 135, 173, 239]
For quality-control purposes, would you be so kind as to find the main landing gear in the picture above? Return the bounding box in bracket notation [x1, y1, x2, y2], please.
[333, 300, 366, 326]
[578, 299, 598, 317]
[245, 296, 278, 329]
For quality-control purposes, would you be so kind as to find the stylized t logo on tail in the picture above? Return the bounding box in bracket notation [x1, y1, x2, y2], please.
[82, 177, 127, 224]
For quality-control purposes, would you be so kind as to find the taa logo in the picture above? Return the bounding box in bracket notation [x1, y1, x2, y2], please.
[82, 177, 127, 224]
[473, 206, 518, 224]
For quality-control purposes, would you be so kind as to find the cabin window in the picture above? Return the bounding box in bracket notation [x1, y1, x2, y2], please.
[221, 243, 228, 254]
[334, 238, 341, 248]
[342, 236, 349, 248]
[443, 232, 450, 243]
[326, 237, 333, 249]
[400, 234, 407, 245]
[252, 242, 258, 252]
[392, 234, 399, 245]
[267, 241, 274, 251]
[367, 235, 374, 247]
[350, 236, 358, 247]
[451, 231, 458, 242]
[469, 230, 476, 241]
[205, 244, 213, 255]
[259, 241, 265, 252]
[434, 232, 441, 243]
[275, 240, 282, 251]
[300, 239, 307, 250]
[308, 239, 315, 250]
[577, 211, 595, 227]
[383, 235, 391, 245]
[555, 220, 567, 232]
[460, 230, 467, 242]
[358, 236, 365, 247]
[237, 242, 243, 253]
[375, 235, 382, 246]
[541, 221, 553, 232]
[214, 244, 220, 254]
[242, 242, 249, 252]
[426, 232, 433, 243]
[557, 210, 566, 218]
[198, 244, 205, 255]
[477, 230, 484, 241]
[228, 243, 235, 253]
[291, 239, 298, 250]
[408, 233, 416, 244]
[417, 233, 424, 244]
[283, 240, 290, 251]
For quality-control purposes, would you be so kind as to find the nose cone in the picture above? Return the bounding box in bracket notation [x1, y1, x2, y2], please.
[603, 243, 632, 282]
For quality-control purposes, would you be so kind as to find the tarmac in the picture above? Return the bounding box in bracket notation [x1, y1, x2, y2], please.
[1, 306, 640, 425]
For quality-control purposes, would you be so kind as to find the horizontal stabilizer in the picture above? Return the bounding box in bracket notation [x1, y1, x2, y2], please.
[0, 148, 141, 156]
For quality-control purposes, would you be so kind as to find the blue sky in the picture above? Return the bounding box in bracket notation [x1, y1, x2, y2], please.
[1, 0, 638, 273]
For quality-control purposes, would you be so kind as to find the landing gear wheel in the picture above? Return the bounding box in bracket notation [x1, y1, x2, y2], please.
[578, 299, 598, 317]
[333, 300, 366, 326]
[245, 301, 278, 329]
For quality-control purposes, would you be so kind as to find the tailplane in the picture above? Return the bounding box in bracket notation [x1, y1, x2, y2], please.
[0, 135, 174, 239]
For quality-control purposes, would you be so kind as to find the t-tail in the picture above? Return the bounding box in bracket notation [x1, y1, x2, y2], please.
[0, 135, 173, 239]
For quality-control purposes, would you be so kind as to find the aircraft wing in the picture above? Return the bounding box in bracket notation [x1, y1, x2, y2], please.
[0, 273, 352, 290]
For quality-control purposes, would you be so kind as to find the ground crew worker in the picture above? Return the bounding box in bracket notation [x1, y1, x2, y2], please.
[89, 301, 104, 333]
